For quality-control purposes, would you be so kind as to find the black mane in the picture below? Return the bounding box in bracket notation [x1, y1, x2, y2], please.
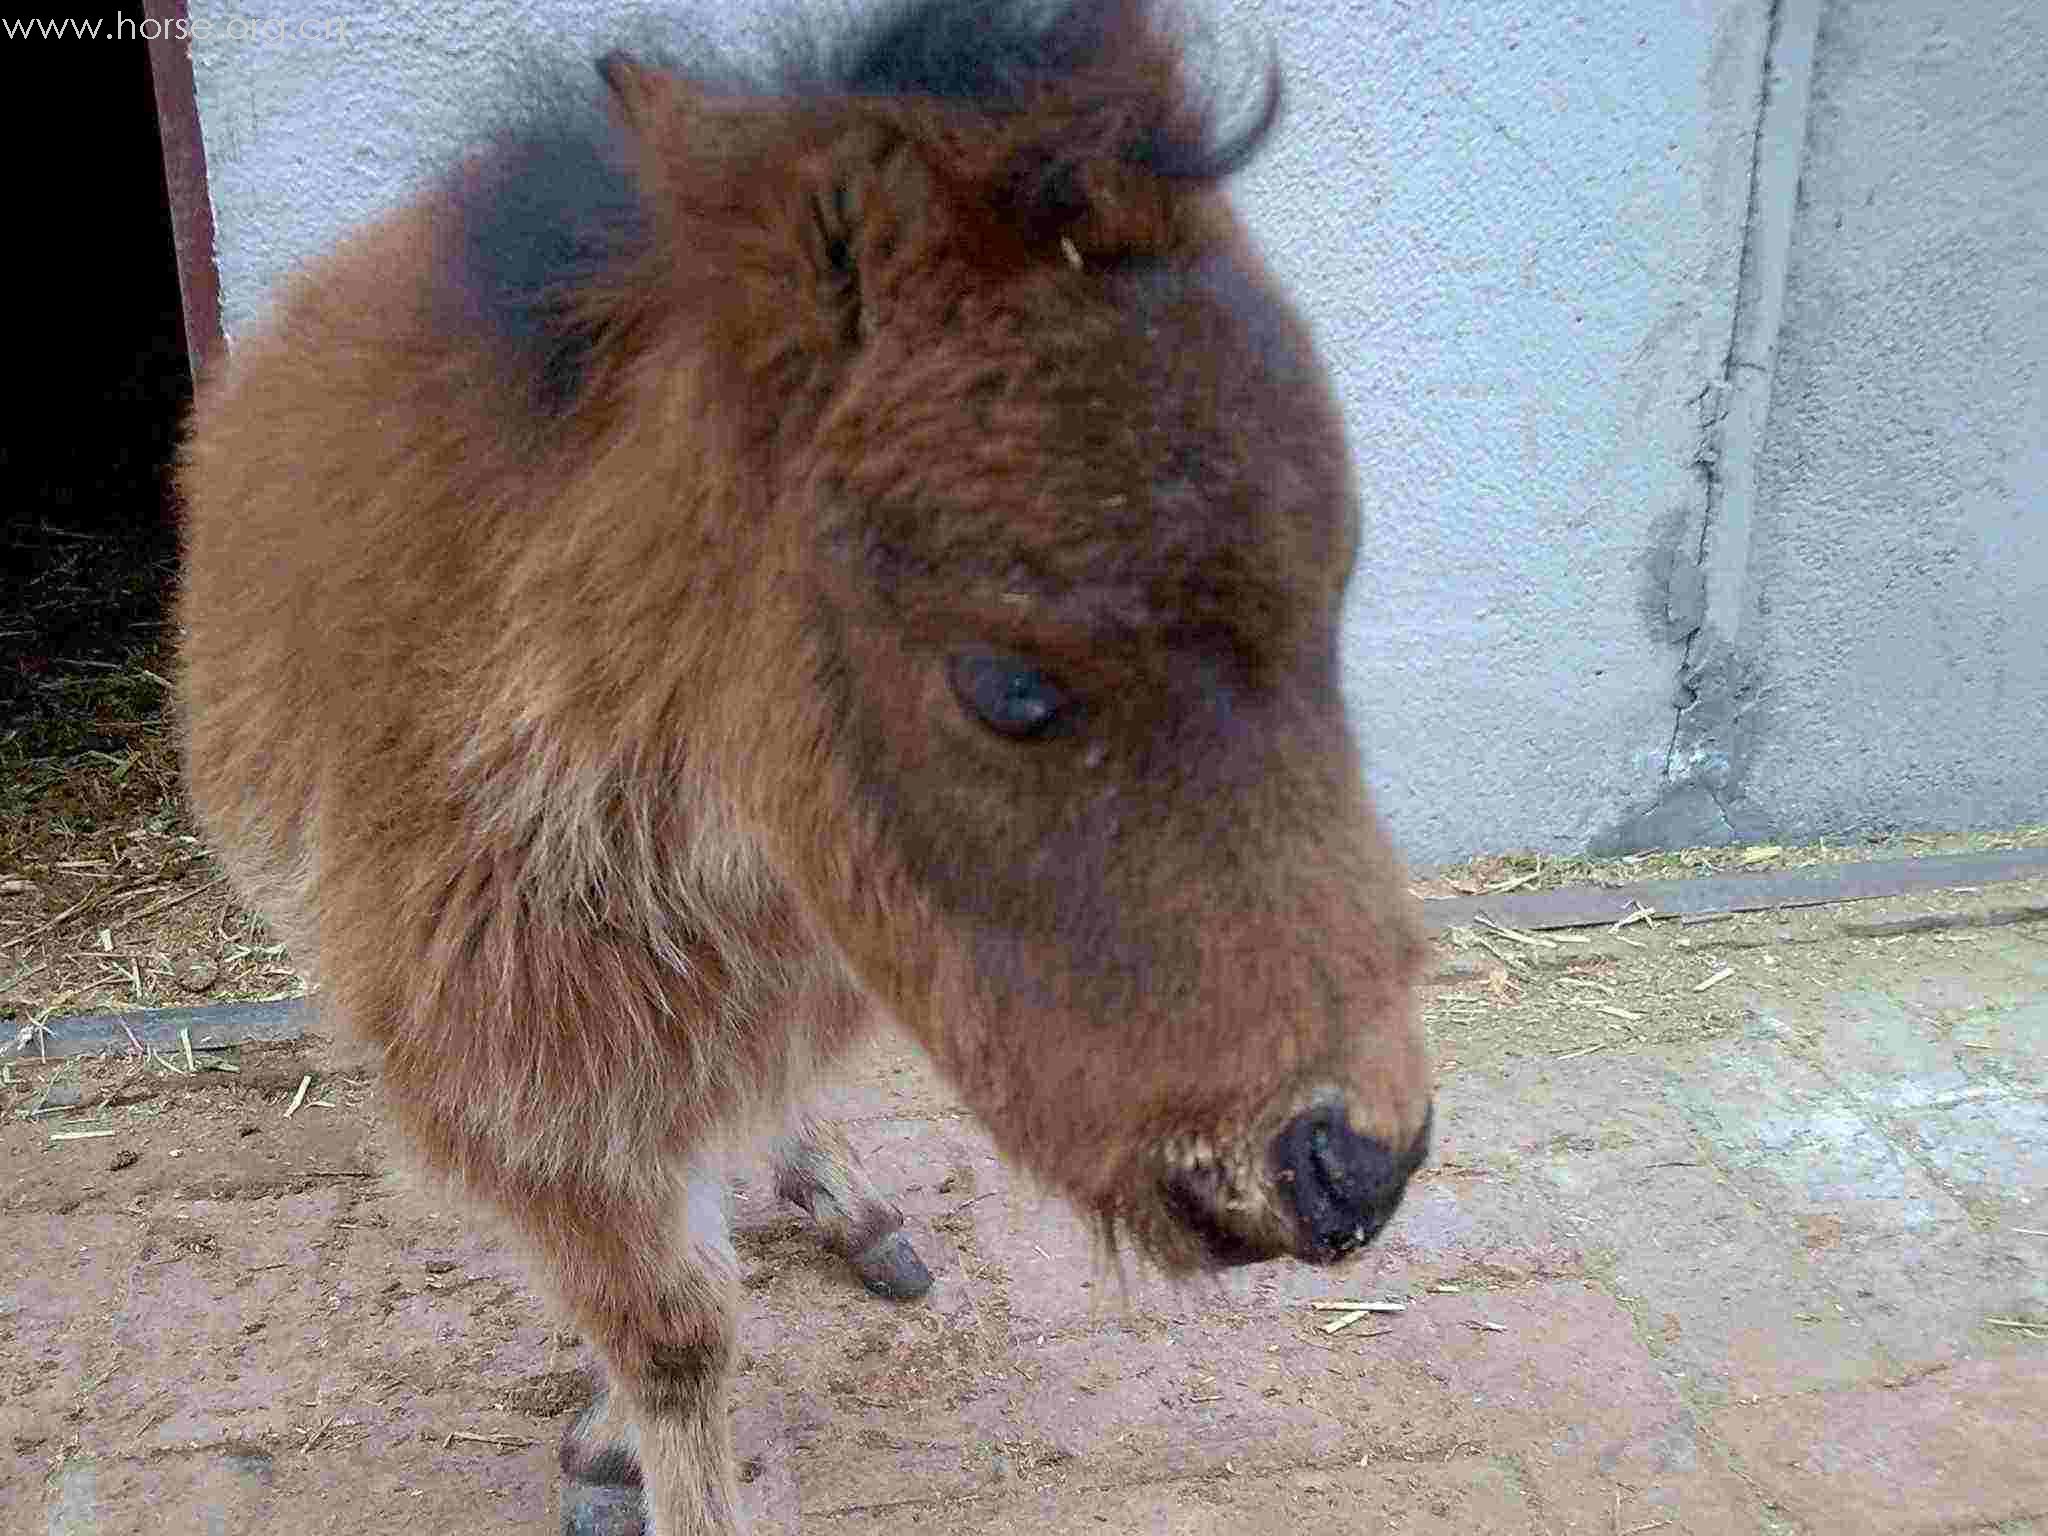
[450, 110, 645, 417]
[822, 0, 1278, 180]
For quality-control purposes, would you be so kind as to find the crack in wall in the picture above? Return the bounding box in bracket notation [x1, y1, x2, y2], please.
[1659, 0, 1787, 831]
[1604, 0, 1823, 854]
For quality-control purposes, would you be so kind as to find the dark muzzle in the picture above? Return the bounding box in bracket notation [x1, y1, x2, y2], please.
[1272, 1103, 1432, 1262]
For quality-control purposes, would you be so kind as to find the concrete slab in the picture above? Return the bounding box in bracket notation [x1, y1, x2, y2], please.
[1761, 990, 2005, 1110]
[1946, 994, 2048, 1090]
[1898, 1096, 2048, 1226]
[1432, 1050, 1700, 1168]
[1662, 1029, 1971, 1239]
[1711, 1358, 2048, 1536]
[1802, 1224, 2048, 1376]
[1570, 1155, 1894, 1400]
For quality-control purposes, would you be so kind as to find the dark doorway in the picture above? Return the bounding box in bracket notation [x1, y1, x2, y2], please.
[2, 4, 191, 734]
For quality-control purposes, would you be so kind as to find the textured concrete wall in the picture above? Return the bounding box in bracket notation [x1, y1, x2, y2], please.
[1714, 1, 2048, 846]
[186, 1, 2046, 866]
[1231, 0, 1767, 862]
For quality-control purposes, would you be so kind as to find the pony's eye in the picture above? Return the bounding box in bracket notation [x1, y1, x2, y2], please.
[948, 654, 1072, 740]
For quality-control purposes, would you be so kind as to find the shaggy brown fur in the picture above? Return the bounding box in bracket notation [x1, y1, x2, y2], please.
[176, 2, 1433, 1530]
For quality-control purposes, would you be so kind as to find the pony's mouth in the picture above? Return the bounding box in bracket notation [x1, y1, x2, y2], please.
[1147, 1100, 1432, 1270]
[1160, 1170, 1287, 1267]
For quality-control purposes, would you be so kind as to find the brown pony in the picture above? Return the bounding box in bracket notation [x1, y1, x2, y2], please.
[176, 1, 1433, 1530]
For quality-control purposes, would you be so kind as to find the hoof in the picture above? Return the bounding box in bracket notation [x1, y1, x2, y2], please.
[563, 1481, 644, 1536]
[848, 1227, 934, 1301]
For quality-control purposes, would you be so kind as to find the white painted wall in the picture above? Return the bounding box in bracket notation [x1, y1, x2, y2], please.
[186, 1, 2048, 866]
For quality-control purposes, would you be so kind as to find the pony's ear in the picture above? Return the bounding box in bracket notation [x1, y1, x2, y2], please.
[793, 126, 935, 348]
[592, 53, 941, 352]
[596, 52, 684, 140]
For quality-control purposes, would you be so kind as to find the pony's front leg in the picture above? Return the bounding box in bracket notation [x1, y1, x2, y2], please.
[534, 1162, 742, 1536]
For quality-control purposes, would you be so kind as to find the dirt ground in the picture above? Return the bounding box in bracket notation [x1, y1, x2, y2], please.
[5, 871, 2046, 1533]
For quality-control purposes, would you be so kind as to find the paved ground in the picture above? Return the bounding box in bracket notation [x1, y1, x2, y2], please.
[4, 888, 2045, 1534]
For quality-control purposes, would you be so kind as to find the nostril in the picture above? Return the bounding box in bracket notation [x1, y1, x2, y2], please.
[1273, 1104, 1431, 1262]
[1310, 1120, 1351, 1196]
